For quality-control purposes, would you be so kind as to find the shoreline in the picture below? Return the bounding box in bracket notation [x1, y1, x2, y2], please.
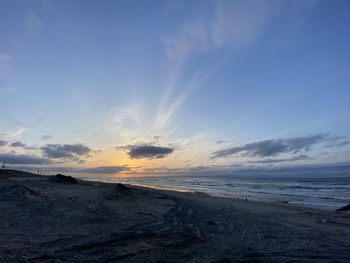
[1, 171, 350, 262]
[82, 177, 329, 213]
[79, 175, 348, 212]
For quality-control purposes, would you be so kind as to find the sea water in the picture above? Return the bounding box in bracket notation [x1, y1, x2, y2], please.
[80, 175, 350, 211]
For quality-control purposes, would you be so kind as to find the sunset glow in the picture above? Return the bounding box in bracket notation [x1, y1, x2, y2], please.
[1, 0, 349, 177]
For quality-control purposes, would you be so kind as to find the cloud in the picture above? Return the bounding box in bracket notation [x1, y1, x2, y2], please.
[212, 134, 340, 158]
[118, 145, 174, 159]
[141, 163, 250, 175]
[106, 106, 139, 132]
[162, 0, 267, 60]
[41, 134, 52, 140]
[19, 165, 131, 175]
[153, 136, 162, 141]
[211, 0, 266, 48]
[0, 139, 7, 147]
[10, 141, 27, 148]
[5, 127, 27, 141]
[247, 154, 310, 164]
[323, 135, 350, 148]
[157, 1, 320, 132]
[9, 141, 35, 150]
[162, 1, 322, 61]
[0, 153, 50, 165]
[163, 20, 210, 60]
[24, 11, 43, 32]
[41, 143, 91, 159]
[139, 162, 350, 177]
[158, 0, 279, 129]
[0, 52, 13, 72]
[0, 88, 18, 94]
[74, 166, 130, 174]
[336, 140, 350, 148]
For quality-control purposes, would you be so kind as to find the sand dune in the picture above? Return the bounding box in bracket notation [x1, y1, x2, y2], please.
[0, 171, 350, 262]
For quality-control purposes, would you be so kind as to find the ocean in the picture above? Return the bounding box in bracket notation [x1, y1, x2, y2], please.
[80, 175, 350, 211]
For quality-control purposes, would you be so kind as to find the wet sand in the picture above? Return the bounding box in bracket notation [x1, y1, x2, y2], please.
[1, 171, 350, 262]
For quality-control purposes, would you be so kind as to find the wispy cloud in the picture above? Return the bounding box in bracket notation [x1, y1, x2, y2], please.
[164, 0, 320, 60]
[211, 0, 266, 49]
[0, 52, 13, 73]
[157, 0, 278, 130]
[158, 0, 321, 131]
[162, 0, 268, 61]
[41, 134, 53, 140]
[0, 129, 26, 146]
[163, 20, 210, 60]
[155, 64, 209, 129]
[24, 11, 43, 32]
[336, 141, 350, 148]
[8, 128, 27, 141]
[105, 105, 140, 134]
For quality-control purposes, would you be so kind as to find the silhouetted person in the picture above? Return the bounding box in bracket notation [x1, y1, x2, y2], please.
[0, 162, 5, 175]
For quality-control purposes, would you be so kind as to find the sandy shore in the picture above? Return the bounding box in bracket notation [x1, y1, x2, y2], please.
[1, 171, 350, 262]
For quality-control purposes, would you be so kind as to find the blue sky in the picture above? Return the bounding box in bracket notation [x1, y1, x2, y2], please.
[0, 0, 349, 176]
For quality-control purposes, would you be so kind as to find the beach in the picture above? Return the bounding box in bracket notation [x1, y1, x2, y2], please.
[102, 175, 350, 211]
[1, 171, 350, 262]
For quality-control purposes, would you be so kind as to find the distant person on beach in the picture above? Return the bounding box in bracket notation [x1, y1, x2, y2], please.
[0, 163, 4, 175]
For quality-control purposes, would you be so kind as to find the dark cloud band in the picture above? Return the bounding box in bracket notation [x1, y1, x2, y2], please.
[74, 166, 130, 174]
[41, 143, 91, 159]
[212, 134, 344, 158]
[122, 145, 174, 159]
[247, 154, 310, 164]
[0, 153, 50, 165]
[11, 141, 27, 148]
[0, 139, 7, 147]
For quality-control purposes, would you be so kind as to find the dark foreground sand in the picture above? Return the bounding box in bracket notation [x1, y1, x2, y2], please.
[1, 171, 350, 263]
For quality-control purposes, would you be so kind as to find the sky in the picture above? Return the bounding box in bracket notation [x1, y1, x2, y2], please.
[0, 0, 350, 177]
